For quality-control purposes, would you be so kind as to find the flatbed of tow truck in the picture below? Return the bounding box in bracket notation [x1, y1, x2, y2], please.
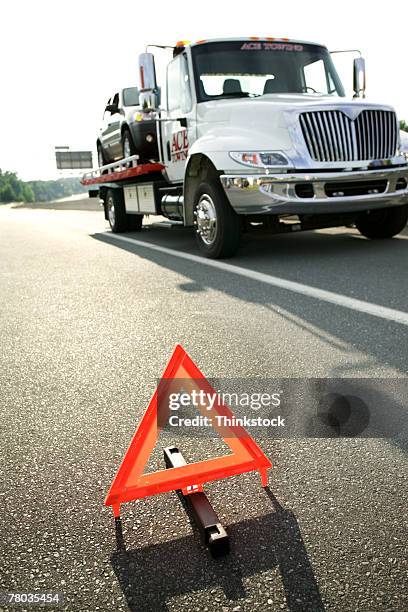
[81, 155, 165, 187]
[82, 155, 184, 235]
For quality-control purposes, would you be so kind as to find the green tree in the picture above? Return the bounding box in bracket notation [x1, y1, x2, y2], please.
[400, 120, 408, 133]
[22, 184, 34, 203]
[0, 183, 17, 202]
[0, 170, 86, 204]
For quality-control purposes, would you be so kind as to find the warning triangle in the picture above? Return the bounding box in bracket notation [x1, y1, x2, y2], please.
[105, 344, 272, 517]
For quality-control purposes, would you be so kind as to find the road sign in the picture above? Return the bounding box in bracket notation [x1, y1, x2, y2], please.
[105, 344, 272, 518]
[55, 150, 93, 169]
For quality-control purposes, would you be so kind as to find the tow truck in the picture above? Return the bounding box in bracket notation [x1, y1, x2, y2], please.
[82, 38, 408, 258]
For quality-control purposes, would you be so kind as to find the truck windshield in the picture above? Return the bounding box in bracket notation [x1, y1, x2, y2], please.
[192, 41, 345, 101]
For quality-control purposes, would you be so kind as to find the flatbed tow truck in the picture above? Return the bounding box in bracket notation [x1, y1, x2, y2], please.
[82, 38, 408, 258]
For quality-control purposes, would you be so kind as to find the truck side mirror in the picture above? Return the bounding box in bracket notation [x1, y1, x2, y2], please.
[139, 52, 157, 90]
[105, 103, 119, 113]
[353, 57, 366, 98]
[139, 52, 159, 112]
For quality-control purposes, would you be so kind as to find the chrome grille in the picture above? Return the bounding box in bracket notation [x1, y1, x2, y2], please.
[300, 110, 398, 162]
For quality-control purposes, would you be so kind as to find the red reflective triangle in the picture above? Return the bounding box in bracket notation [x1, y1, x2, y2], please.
[105, 344, 272, 517]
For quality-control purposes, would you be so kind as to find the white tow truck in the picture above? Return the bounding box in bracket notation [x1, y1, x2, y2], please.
[82, 37, 408, 258]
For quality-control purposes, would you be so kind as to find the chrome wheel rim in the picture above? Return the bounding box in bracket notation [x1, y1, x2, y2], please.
[195, 194, 217, 245]
[108, 196, 115, 227]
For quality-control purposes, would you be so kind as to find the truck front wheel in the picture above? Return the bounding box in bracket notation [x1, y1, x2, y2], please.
[355, 205, 408, 239]
[194, 181, 241, 258]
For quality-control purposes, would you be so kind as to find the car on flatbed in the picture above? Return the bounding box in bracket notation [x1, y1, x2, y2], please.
[96, 87, 159, 167]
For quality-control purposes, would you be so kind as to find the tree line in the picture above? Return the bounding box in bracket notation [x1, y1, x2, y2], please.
[0, 170, 86, 204]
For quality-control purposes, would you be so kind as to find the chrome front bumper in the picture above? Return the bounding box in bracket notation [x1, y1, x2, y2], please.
[220, 166, 408, 215]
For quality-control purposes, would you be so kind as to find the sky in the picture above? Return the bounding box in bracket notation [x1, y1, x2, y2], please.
[1, 0, 407, 180]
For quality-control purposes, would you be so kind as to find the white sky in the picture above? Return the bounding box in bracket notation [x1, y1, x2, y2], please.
[1, 0, 407, 180]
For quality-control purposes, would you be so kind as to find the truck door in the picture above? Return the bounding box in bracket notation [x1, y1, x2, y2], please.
[162, 52, 196, 182]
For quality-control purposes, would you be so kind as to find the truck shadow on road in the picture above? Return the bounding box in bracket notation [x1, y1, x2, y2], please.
[92, 230, 408, 431]
[111, 488, 324, 612]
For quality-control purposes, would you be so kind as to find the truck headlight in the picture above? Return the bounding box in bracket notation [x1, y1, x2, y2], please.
[229, 151, 290, 169]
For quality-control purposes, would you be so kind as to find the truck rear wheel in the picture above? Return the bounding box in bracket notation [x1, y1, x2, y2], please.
[107, 189, 128, 233]
[194, 180, 241, 258]
[355, 205, 408, 239]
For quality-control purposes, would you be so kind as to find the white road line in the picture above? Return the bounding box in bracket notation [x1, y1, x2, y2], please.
[102, 232, 408, 327]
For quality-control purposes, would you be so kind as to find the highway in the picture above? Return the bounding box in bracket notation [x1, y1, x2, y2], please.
[0, 198, 407, 611]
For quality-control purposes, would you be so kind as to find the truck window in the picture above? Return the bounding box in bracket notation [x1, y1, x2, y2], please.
[167, 54, 192, 114]
[303, 59, 333, 94]
[192, 41, 345, 100]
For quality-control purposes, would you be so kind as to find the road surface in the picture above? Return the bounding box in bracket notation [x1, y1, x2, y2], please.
[0, 199, 407, 611]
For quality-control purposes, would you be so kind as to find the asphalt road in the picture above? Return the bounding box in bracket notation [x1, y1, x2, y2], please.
[0, 199, 407, 612]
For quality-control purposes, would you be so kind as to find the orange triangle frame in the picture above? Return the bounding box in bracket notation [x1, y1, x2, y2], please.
[105, 344, 272, 517]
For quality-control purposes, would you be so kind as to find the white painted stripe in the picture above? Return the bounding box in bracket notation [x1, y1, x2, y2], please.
[103, 232, 408, 326]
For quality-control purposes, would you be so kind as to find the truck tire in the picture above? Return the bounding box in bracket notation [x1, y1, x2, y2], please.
[355, 205, 408, 239]
[194, 180, 241, 258]
[106, 189, 128, 233]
